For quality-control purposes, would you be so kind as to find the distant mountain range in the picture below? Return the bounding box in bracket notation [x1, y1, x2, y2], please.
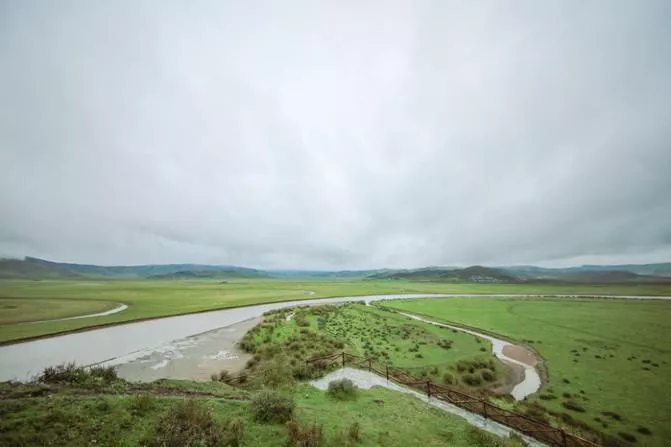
[367, 265, 519, 283]
[1, 256, 670, 283]
[0, 257, 268, 280]
[368, 264, 671, 283]
[147, 269, 269, 280]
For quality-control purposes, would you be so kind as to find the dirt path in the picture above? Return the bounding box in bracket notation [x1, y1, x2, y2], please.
[311, 368, 545, 447]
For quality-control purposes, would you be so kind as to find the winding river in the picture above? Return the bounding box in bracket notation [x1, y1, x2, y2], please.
[1, 293, 668, 382]
[397, 311, 541, 400]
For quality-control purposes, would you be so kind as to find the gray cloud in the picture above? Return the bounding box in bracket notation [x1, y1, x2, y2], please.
[1, 0, 670, 269]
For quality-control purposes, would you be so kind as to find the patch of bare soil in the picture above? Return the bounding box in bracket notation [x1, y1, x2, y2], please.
[502, 345, 537, 367]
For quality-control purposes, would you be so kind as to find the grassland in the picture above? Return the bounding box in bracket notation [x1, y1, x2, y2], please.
[0, 364, 526, 446]
[385, 297, 671, 446]
[0, 298, 118, 324]
[237, 304, 509, 392]
[1, 278, 670, 343]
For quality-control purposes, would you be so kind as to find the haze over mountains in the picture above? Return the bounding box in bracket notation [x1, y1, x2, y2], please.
[1, 256, 670, 283]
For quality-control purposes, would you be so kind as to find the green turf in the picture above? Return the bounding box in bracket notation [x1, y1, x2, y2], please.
[0, 298, 118, 324]
[384, 297, 671, 446]
[1, 279, 669, 343]
[0, 377, 526, 446]
[237, 304, 508, 393]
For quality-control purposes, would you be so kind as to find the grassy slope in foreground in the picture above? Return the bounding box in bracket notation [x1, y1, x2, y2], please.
[1, 279, 670, 343]
[0, 377, 525, 447]
[385, 297, 671, 446]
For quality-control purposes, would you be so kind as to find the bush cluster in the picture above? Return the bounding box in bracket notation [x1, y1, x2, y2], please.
[37, 363, 118, 385]
[326, 378, 358, 400]
[144, 399, 244, 447]
[251, 390, 296, 423]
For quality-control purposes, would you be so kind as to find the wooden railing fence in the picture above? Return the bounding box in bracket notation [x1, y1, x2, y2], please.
[306, 352, 600, 447]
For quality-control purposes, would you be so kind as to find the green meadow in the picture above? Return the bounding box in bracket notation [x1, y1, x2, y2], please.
[1, 278, 669, 343]
[385, 297, 671, 446]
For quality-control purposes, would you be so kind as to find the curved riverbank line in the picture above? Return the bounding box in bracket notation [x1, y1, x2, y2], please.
[1, 292, 668, 381]
[26, 303, 129, 325]
[396, 311, 542, 400]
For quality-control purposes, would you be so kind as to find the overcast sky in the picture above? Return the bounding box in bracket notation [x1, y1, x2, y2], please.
[1, 1, 670, 269]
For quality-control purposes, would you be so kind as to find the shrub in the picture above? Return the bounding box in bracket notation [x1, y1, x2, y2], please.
[89, 365, 118, 382]
[227, 418, 245, 447]
[348, 422, 362, 442]
[38, 363, 89, 384]
[602, 411, 623, 421]
[327, 378, 357, 400]
[251, 390, 295, 423]
[480, 370, 494, 382]
[292, 364, 312, 380]
[129, 394, 156, 416]
[562, 399, 586, 413]
[145, 399, 226, 447]
[257, 358, 295, 388]
[636, 426, 652, 435]
[215, 370, 234, 384]
[286, 420, 324, 447]
[236, 372, 249, 384]
[538, 394, 557, 401]
[462, 374, 482, 386]
[618, 432, 636, 443]
[442, 371, 456, 385]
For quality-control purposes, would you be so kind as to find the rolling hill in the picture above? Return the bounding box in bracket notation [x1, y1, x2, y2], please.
[368, 266, 519, 283]
[0, 257, 266, 280]
[1, 256, 670, 283]
[147, 269, 270, 280]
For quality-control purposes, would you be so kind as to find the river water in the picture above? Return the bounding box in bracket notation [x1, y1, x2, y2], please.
[1, 293, 668, 381]
[398, 311, 541, 400]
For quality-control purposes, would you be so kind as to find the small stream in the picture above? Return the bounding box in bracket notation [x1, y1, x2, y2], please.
[398, 311, 541, 400]
[26, 303, 129, 325]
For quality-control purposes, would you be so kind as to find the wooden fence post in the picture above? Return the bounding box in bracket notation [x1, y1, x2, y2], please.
[368, 358, 372, 372]
[561, 429, 567, 447]
[385, 364, 389, 381]
[342, 352, 345, 368]
[483, 401, 488, 419]
[426, 380, 432, 398]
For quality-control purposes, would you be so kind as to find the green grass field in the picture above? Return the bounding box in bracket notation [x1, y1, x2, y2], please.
[0, 298, 118, 324]
[238, 304, 508, 391]
[384, 297, 671, 446]
[1, 279, 670, 343]
[0, 371, 525, 446]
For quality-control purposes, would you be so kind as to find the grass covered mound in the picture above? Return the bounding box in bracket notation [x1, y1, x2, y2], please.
[386, 297, 671, 447]
[235, 303, 508, 393]
[0, 368, 528, 447]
